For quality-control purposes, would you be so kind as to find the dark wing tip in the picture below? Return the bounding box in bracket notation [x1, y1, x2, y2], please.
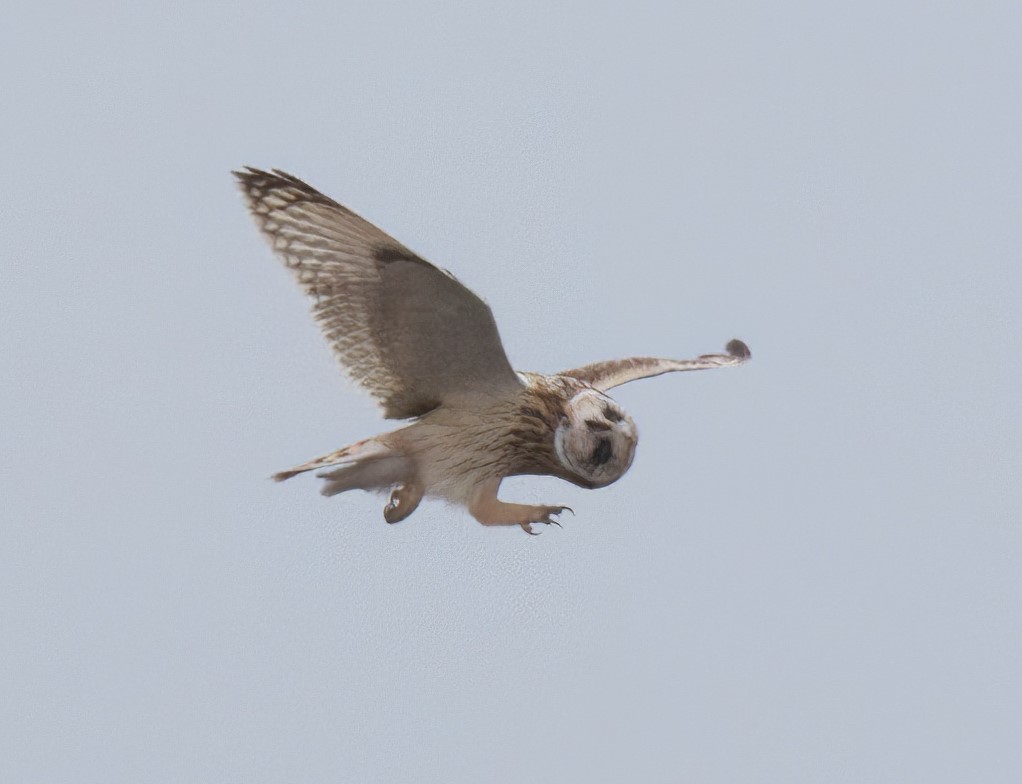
[232, 165, 270, 182]
[232, 167, 339, 209]
[725, 339, 752, 360]
[231, 166, 305, 186]
[232, 167, 272, 203]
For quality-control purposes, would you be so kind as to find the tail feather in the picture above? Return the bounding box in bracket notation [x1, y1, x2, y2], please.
[317, 457, 413, 497]
[271, 438, 391, 482]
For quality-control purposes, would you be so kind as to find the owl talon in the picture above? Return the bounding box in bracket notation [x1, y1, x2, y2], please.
[551, 505, 572, 520]
[470, 486, 571, 532]
[383, 482, 424, 524]
[536, 505, 571, 528]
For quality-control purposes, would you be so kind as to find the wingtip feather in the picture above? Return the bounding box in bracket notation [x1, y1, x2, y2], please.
[726, 339, 752, 360]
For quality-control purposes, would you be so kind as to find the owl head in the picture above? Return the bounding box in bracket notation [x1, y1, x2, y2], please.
[554, 389, 637, 488]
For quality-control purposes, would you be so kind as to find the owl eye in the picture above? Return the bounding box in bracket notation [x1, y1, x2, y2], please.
[602, 406, 623, 424]
[591, 438, 613, 466]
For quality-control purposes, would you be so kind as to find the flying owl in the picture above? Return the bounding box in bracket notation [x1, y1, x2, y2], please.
[235, 168, 750, 533]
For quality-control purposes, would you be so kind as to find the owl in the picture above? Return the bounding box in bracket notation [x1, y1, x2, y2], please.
[235, 168, 750, 533]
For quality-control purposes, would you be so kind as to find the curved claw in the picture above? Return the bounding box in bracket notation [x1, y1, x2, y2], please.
[518, 506, 574, 534]
[540, 505, 572, 528]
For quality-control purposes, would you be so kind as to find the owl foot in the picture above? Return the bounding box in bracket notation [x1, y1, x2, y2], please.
[383, 482, 424, 524]
[519, 505, 573, 535]
[468, 481, 575, 533]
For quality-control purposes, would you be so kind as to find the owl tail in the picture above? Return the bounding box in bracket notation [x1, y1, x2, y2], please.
[272, 437, 411, 495]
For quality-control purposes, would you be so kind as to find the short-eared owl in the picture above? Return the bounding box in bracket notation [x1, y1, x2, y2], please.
[235, 168, 750, 533]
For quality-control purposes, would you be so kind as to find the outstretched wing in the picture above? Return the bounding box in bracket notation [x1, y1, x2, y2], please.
[560, 339, 751, 391]
[235, 168, 522, 419]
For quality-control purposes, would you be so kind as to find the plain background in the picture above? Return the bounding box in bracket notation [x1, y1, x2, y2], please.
[2, 2, 1020, 782]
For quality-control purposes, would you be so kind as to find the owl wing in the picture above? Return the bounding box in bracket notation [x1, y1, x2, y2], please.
[235, 167, 522, 419]
[560, 339, 751, 391]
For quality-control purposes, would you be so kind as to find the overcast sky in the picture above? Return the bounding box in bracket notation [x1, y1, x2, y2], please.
[3, 2, 1020, 782]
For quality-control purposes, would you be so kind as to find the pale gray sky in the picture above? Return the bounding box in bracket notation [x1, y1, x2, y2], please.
[2, 2, 1020, 782]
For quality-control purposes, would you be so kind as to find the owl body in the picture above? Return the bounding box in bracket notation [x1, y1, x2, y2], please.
[235, 168, 749, 533]
[312, 375, 615, 525]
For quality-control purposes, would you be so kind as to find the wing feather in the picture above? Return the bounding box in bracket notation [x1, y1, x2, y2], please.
[235, 168, 521, 418]
[560, 339, 751, 390]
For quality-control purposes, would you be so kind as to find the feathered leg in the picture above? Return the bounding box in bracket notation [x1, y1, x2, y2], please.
[467, 478, 571, 535]
[275, 435, 425, 524]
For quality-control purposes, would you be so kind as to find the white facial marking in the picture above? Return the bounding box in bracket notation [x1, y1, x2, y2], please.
[554, 390, 637, 488]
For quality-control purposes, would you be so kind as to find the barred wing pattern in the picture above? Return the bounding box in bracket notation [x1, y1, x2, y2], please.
[561, 339, 751, 391]
[235, 168, 522, 419]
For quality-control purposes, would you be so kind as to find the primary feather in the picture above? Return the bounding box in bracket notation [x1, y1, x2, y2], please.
[234, 167, 521, 419]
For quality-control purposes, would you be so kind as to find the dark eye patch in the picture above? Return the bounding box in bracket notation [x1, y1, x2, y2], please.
[591, 438, 613, 466]
[603, 406, 623, 423]
[585, 418, 613, 432]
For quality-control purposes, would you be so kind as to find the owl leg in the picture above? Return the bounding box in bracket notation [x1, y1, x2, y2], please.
[467, 479, 570, 535]
[310, 436, 417, 511]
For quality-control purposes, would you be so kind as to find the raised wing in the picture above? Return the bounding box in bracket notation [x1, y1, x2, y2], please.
[235, 168, 522, 418]
[560, 339, 751, 391]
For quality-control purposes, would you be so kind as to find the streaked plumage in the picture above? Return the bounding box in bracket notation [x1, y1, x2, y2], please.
[235, 167, 750, 533]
